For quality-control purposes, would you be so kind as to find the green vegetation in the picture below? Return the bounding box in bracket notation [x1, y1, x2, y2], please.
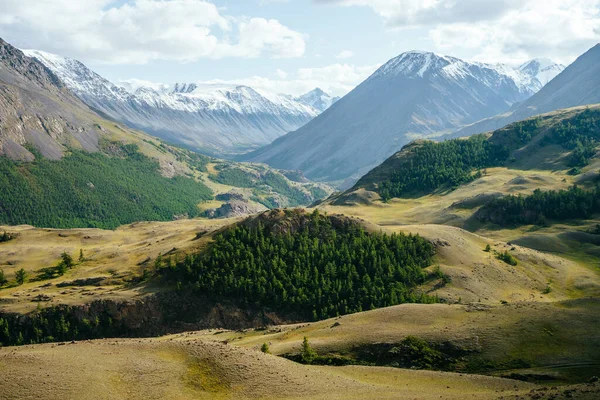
[541, 108, 600, 167]
[301, 336, 318, 364]
[160, 209, 437, 320]
[211, 165, 316, 207]
[261, 343, 270, 354]
[477, 186, 600, 226]
[0, 144, 212, 229]
[369, 109, 600, 200]
[0, 269, 7, 286]
[34, 251, 78, 281]
[286, 336, 469, 371]
[0, 231, 16, 243]
[496, 251, 518, 266]
[376, 135, 510, 201]
[484, 244, 491, 252]
[211, 165, 256, 188]
[15, 269, 27, 285]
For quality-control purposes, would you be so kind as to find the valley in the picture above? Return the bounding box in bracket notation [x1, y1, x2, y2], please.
[0, 17, 600, 399]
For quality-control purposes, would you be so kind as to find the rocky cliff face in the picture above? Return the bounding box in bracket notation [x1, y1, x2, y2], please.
[0, 38, 104, 161]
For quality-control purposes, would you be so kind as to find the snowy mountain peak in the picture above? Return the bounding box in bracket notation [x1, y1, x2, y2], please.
[118, 79, 169, 94]
[372, 50, 453, 79]
[22, 48, 327, 156]
[519, 58, 565, 87]
[367, 49, 565, 98]
[172, 82, 198, 94]
[22, 49, 131, 102]
[295, 88, 339, 113]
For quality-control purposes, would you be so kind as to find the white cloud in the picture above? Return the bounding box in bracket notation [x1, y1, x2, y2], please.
[198, 63, 381, 97]
[316, 0, 600, 64]
[0, 0, 306, 64]
[275, 69, 288, 79]
[335, 50, 354, 59]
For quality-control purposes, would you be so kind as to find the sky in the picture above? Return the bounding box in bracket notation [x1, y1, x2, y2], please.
[1, 0, 599, 96]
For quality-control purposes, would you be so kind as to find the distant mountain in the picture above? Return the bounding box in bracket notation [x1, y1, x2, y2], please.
[241, 51, 563, 184]
[295, 88, 340, 113]
[448, 46, 600, 139]
[0, 37, 333, 229]
[23, 50, 335, 157]
[518, 58, 566, 91]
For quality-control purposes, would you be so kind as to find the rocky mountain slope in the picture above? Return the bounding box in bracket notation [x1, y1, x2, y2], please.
[240, 51, 563, 184]
[0, 39, 110, 161]
[449, 44, 600, 139]
[23, 49, 335, 157]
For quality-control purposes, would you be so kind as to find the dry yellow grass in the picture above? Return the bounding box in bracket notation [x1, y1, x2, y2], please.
[0, 218, 236, 313]
[0, 336, 541, 400]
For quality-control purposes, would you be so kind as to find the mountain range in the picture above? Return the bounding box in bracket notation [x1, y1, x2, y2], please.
[240, 52, 564, 184]
[449, 44, 600, 139]
[22, 49, 338, 157]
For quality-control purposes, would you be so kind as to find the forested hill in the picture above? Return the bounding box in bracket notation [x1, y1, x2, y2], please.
[0, 143, 213, 229]
[159, 209, 437, 321]
[350, 105, 600, 201]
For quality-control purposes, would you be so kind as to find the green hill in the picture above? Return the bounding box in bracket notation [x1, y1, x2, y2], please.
[350, 105, 600, 201]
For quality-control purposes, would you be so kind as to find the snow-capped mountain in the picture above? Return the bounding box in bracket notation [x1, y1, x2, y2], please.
[519, 58, 566, 91]
[449, 45, 599, 140]
[22, 50, 333, 156]
[242, 50, 563, 184]
[295, 88, 340, 113]
[368, 51, 563, 99]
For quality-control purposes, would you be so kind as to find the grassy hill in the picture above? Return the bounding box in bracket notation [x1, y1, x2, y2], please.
[0, 336, 557, 400]
[348, 105, 600, 201]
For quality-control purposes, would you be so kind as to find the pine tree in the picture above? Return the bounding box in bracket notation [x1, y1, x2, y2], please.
[301, 336, 317, 364]
[61, 252, 74, 269]
[79, 249, 84, 263]
[15, 268, 27, 285]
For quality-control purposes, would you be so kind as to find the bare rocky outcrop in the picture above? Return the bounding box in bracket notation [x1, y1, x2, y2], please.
[204, 200, 267, 219]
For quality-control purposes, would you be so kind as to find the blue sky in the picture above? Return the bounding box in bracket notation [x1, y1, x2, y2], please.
[1, 0, 599, 96]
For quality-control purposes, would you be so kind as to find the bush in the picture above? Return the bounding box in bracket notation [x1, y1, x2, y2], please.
[0, 231, 16, 243]
[497, 251, 518, 266]
[0, 269, 7, 286]
[261, 343, 270, 354]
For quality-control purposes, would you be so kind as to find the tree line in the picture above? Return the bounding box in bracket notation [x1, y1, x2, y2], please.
[476, 185, 600, 226]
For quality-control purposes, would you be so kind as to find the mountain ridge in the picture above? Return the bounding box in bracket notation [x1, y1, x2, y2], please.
[447, 44, 600, 140]
[240, 50, 564, 184]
